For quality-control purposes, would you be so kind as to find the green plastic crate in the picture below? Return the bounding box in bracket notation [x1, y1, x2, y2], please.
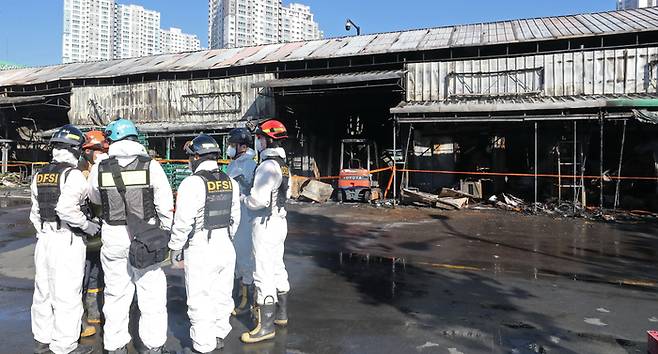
[162, 163, 191, 191]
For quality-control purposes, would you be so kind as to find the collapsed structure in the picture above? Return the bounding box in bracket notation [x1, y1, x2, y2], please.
[0, 7, 657, 210]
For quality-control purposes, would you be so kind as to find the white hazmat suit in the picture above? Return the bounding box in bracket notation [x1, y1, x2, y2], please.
[30, 149, 90, 354]
[243, 147, 291, 305]
[226, 148, 257, 284]
[169, 160, 241, 353]
[88, 140, 174, 351]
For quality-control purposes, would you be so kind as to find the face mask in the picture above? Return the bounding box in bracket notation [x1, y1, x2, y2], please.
[227, 145, 237, 159]
[255, 137, 266, 152]
[83, 150, 95, 164]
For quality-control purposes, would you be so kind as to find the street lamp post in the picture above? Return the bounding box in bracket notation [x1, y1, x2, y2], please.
[345, 19, 361, 35]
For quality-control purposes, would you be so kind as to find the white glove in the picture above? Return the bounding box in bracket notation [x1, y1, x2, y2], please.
[83, 221, 101, 236]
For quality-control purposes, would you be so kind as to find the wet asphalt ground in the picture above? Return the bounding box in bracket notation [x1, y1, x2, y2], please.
[0, 198, 657, 353]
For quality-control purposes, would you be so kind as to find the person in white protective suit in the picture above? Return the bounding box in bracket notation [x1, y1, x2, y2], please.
[30, 124, 97, 354]
[169, 134, 241, 353]
[79, 130, 110, 339]
[240, 119, 291, 344]
[87, 118, 174, 354]
[225, 127, 257, 316]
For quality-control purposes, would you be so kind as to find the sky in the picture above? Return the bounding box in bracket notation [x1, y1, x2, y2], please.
[0, 0, 614, 67]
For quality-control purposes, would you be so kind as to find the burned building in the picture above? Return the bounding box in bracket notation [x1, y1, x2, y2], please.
[0, 7, 657, 209]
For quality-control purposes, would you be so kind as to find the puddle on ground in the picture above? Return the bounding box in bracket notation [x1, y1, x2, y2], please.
[0, 198, 30, 208]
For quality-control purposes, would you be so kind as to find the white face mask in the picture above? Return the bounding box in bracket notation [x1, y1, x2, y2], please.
[226, 145, 237, 159]
[255, 137, 266, 152]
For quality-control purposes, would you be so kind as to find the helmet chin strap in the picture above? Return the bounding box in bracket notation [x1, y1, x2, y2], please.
[189, 154, 214, 172]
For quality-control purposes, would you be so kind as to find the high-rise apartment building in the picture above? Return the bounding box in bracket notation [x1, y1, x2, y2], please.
[160, 28, 201, 54]
[113, 4, 160, 59]
[62, 0, 201, 63]
[281, 3, 323, 43]
[62, 0, 115, 63]
[208, 0, 322, 49]
[617, 0, 658, 9]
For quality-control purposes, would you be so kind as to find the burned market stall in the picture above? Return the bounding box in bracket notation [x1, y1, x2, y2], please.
[393, 46, 658, 211]
[0, 6, 657, 207]
[252, 70, 405, 191]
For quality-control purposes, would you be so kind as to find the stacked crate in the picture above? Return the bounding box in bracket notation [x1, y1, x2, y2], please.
[162, 163, 191, 191]
[137, 132, 149, 148]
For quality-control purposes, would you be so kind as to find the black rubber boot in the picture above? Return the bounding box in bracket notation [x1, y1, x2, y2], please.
[139, 347, 168, 354]
[233, 283, 255, 315]
[80, 318, 97, 338]
[84, 289, 102, 324]
[34, 340, 51, 354]
[139, 347, 171, 354]
[240, 297, 276, 343]
[68, 344, 94, 354]
[274, 291, 288, 327]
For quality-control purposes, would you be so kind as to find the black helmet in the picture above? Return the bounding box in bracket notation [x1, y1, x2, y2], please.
[227, 128, 252, 146]
[184, 134, 221, 156]
[50, 124, 84, 147]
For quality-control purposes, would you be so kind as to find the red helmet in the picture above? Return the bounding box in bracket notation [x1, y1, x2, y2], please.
[256, 119, 288, 140]
[83, 130, 109, 152]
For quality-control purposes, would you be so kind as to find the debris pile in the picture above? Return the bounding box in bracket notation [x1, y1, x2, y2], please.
[401, 187, 476, 210]
[482, 192, 658, 222]
[487, 193, 525, 212]
[0, 173, 25, 188]
[291, 176, 334, 203]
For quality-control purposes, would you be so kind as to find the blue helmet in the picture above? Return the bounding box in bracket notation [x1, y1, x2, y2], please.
[104, 118, 138, 142]
[50, 124, 84, 147]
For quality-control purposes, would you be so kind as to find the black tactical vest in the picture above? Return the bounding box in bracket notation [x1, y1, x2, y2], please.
[262, 156, 289, 213]
[98, 156, 156, 225]
[195, 169, 233, 230]
[35, 163, 74, 224]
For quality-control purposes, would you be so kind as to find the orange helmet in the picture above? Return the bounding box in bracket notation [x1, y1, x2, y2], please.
[256, 119, 288, 140]
[83, 130, 109, 152]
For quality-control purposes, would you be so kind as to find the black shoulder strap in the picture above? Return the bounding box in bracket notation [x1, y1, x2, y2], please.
[135, 155, 151, 170]
[106, 157, 127, 195]
[62, 167, 74, 184]
[263, 156, 286, 166]
[194, 169, 215, 181]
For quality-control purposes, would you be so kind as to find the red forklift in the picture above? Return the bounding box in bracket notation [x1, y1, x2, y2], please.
[336, 138, 378, 202]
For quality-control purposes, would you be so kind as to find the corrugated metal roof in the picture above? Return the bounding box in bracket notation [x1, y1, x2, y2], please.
[2, 7, 658, 88]
[252, 70, 405, 88]
[0, 95, 45, 105]
[391, 94, 658, 115]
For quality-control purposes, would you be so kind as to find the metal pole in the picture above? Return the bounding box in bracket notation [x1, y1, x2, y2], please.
[392, 119, 397, 206]
[165, 136, 172, 160]
[573, 120, 577, 213]
[1, 143, 8, 174]
[534, 122, 538, 211]
[403, 124, 413, 189]
[599, 113, 604, 210]
[614, 119, 627, 210]
[557, 146, 561, 204]
[339, 139, 344, 170]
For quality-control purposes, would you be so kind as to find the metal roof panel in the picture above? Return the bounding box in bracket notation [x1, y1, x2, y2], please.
[418, 27, 454, 49]
[364, 32, 401, 53]
[333, 34, 377, 56]
[286, 39, 330, 60]
[310, 38, 350, 57]
[2, 8, 658, 88]
[238, 44, 285, 65]
[389, 29, 429, 51]
[261, 42, 306, 62]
